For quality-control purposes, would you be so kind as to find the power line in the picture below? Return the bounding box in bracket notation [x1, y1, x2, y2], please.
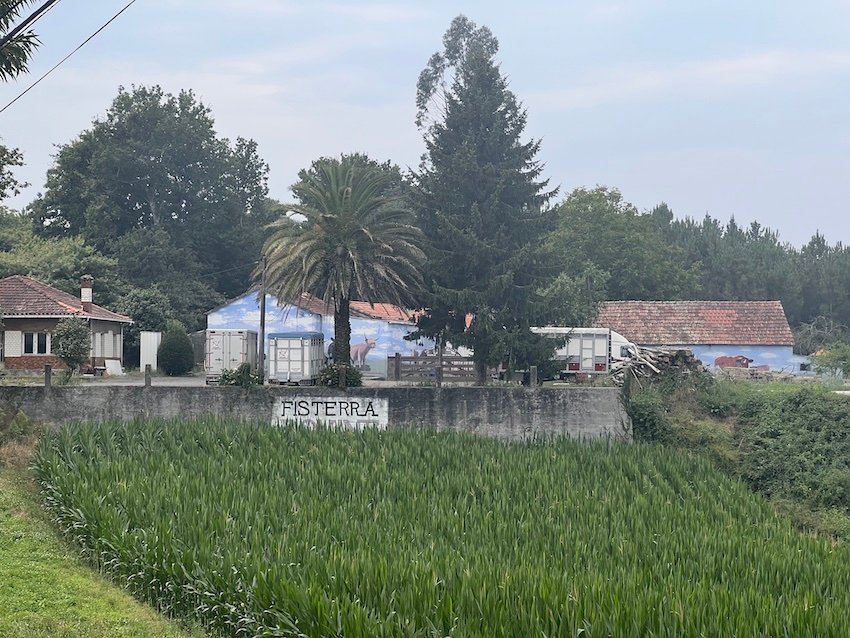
[0, 0, 32, 26]
[0, 0, 138, 114]
[196, 260, 261, 281]
[0, 0, 61, 52]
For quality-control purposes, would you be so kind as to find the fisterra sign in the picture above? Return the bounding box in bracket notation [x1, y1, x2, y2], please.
[274, 396, 389, 430]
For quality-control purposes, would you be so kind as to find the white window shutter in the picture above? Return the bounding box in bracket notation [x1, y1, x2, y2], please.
[5, 331, 21, 357]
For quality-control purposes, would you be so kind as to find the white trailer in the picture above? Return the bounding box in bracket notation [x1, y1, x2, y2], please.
[205, 330, 258, 384]
[531, 327, 634, 378]
[267, 331, 325, 385]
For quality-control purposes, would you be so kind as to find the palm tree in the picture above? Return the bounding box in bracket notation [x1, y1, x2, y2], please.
[259, 159, 425, 386]
[0, 1, 40, 82]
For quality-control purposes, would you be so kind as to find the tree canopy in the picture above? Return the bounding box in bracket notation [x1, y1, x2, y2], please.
[259, 156, 424, 385]
[547, 187, 697, 302]
[28, 85, 273, 329]
[413, 15, 556, 382]
[0, 0, 40, 82]
[52, 317, 91, 376]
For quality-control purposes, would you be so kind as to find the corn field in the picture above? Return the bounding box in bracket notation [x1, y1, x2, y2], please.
[33, 419, 850, 637]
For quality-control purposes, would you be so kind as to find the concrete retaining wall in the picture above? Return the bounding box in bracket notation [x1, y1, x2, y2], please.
[0, 386, 630, 441]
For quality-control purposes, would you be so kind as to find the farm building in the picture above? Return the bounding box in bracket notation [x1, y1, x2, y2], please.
[595, 300, 808, 373]
[0, 275, 132, 374]
[206, 291, 433, 377]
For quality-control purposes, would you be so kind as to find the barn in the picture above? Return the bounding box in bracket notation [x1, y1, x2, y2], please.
[206, 291, 432, 377]
[595, 300, 808, 373]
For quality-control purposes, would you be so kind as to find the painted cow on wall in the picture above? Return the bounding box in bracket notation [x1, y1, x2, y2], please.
[714, 355, 753, 369]
[350, 338, 377, 367]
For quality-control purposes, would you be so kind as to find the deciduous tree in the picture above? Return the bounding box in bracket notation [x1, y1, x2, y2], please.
[29, 85, 270, 326]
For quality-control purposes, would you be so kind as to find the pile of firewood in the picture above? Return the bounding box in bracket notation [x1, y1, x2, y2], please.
[610, 346, 704, 386]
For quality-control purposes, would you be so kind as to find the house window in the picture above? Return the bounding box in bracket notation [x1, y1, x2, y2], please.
[23, 332, 50, 355]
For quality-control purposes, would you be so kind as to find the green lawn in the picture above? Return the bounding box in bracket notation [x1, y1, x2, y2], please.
[0, 466, 205, 638]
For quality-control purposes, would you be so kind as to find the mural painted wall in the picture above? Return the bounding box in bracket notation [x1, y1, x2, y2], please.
[648, 343, 810, 374]
[207, 293, 433, 377]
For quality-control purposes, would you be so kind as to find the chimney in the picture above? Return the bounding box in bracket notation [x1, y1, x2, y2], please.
[80, 275, 93, 313]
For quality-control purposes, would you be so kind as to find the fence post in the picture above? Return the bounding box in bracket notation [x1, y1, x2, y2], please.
[529, 365, 538, 387]
[44, 364, 52, 389]
[436, 343, 443, 388]
[393, 353, 402, 381]
[144, 364, 152, 387]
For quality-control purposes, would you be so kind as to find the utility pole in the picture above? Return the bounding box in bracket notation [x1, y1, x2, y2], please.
[258, 255, 267, 384]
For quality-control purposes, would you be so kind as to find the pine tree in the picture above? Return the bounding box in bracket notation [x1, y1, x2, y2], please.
[414, 16, 556, 383]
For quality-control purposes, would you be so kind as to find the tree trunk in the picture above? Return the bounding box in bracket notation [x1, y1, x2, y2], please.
[335, 296, 351, 388]
[475, 359, 488, 386]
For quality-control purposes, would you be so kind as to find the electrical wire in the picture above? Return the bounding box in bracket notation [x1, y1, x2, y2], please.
[195, 260, 262, 281]
[0, 0, 138, 114]
[0, 0, 62, 52]
[0, 0, 31, 25]
[13, 0, 62, 40]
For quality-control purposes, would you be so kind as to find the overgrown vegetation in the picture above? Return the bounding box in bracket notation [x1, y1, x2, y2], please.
[33, 419, 850, 636]
[318, 362, 362, 387]
[218, 363, 260, 387]
[626, 372, 850, 539]
[0, 405, 42, 469]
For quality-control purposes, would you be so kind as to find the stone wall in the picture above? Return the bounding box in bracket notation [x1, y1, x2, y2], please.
[0, 386, 630, 441]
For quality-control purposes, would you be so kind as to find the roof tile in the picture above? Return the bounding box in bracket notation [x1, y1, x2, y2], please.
[292, 292, 417, 322]
[595, 300, 794, 346]
[0, 275, 132, 323]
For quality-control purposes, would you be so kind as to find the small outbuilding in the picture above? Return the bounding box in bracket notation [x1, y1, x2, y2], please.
[595, 300, 807, 373]
[0, 275, 132, 374]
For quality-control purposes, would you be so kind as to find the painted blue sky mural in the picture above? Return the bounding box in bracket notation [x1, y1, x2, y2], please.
[207, 293, 433, 376]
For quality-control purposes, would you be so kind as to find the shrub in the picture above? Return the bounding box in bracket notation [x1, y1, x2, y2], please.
[812, 339, 850, 378]
[0, 407, 41, 448]
[157, 321, 194, 376]
[219, 363, 260, 387]
[52, 317, 91, 375]
[625, 388, 671, 442]
[319, 363, 362, 387]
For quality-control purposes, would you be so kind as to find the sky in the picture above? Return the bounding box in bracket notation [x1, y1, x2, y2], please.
[1, 0, 849, 247]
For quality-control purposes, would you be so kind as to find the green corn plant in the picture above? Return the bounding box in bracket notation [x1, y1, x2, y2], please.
[32, 419, 850, 637]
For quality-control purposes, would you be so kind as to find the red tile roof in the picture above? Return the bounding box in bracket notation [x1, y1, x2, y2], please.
[0, 275, 132, 323]
[349, 300, 418, 322]
[208, 290, 420, 323]
[292, 292, 417, 322]
[595, 300, 794, 346]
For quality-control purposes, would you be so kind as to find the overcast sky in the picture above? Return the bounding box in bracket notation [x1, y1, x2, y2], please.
[1, 0, 848, 247]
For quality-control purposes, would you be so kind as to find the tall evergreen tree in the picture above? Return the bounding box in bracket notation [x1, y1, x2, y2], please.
[414, 16, 555, 383]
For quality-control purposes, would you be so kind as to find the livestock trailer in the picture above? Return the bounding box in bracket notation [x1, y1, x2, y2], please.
[267, 331, 325, 385]
[530, 326, 634, 378]
[205, 329, 258, 384]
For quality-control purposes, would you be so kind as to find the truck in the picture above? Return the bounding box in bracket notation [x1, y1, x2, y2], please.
[205, 329, 258, 384]
[530, 327, 635, 378]
[267, 331, 325, 385]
